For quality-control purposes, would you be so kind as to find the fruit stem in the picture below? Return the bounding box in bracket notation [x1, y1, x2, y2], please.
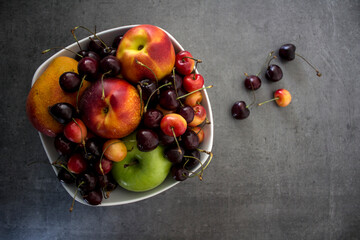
[42, 47, 83, 59]
[257, 97, 280, 106]
[72, 118, 86, 150]
[135, 59, 158, 82]
[246, 81, 256, 109]
[295, 53, 322, 77]
[76, 75, 86, 113]
[144, 82, 172, 113]
[70, 28, 82, 51]
[124, 160, 138, 168]
[196, 148, 214, 180]
[72, 25, 109, 50]
[172, 68, 183, 107]
[183, 155, 205, 180]
[182, 56, 202, 63]
[267, 55, 277, 67]
[101, 70, 112, 100]
[257, 51, 274, 76]
[69, 181, 84, 212]
[176, 85, 213, 100]
[171, 127, 182, 153]
[136, 84, 143, 117]
[99, 140, 125, 174]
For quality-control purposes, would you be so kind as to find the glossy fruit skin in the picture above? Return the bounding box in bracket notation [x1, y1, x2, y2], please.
[183, 74, 204, 92]
[136, 129, 159, 152]
[183, 149, 201, 170]
[63, 118, 87, 144]
[54, 133, 76, 156]
[88, 39, 105, 55]
[231, 101, 250, 120]
[189, 105, 207, 127]
[67, 153, 87, 174]
[49, 103, 77, 125]
[265, 64, 283, 82]
[191, 126, 204, 144]
[76, 172, 98, 193]
[279, 43, 296, 61]
[181, 130, 200, 150]
[57, 168, 75, 184]
[177, 105, 195, 123]
[139, 79, 157, 104]
[175, 51, 195, 75]
[244, 75, 261, 90]
[102, 139, 127, 162]
[160, 113, 187, 137]
[184, 91, 202, 107]
[143, 109, 164, 129]
[84, 189, 103, 205]
[171, 165, 188, 181]
[76, 50, 101, 62]
[158, 130, 175, 146]
[95, 158, 113, 175]
[100, 56, 121, 76]
[85, 138, 103, 157]
[116, 24, 175, 84]
[274, 89, 292, 107]
[165, 146, 185, 163]
[78, 57, 99, 82]
[160, 73, 183, 90]
[159, 89, 180, 110]
[98, 174, 117, 191]
[59, 72, 82, 93]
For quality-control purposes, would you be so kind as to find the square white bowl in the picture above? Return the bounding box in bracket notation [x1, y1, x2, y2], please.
[31, 25, 213, 206]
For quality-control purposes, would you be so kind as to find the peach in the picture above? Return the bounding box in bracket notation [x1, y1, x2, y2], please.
[79, 78, 142, 139]
[116, 25, 175, 84]
[26, 56, 90, 137]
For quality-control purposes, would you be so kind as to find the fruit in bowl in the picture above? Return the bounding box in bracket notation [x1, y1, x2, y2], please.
[27, 24, 213, 208]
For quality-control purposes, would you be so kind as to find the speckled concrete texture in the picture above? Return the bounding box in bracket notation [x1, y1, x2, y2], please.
[1, 0, 359, 239]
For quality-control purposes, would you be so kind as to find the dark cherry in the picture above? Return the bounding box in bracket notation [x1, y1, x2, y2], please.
[82, 152, 98, 165]
[183, 149, 201, 170]
[279, 43, 296, 61]
[100, 47, 116, 58]
[231, 101, 250, 120]
[76, 172, 98, 193]
[54, 133, 76, 156]
[158, 130, 175, 146]
[159, 89, 180, 110]
[85, 138, 103, 157]
[181, 130, 200, 150]
[165, 146, 185, 163]
[139, 79, 157, 101]
[177, 105, 195, 123]
[160, 73, 183, 90]
[57, 168, 75, 184]
[244, 75, 261, 90]
[112, 35, 123, 49]
[49, 103, 77, 124]
[78, 57, 99, 82]
[98, 174, 117, 192]
[176, 87, 187, 102]
[100, 55, 121, 76]
[171, 165, 188, 181]
[76, 50, 101, 62]
[265, 64, 283, 82]
[143, 109, 163, 129]
[59, 72, 82, 93]
[88, 38, 105, 55]
[83, 189, 102, 205]
[136, 129, 159, 152]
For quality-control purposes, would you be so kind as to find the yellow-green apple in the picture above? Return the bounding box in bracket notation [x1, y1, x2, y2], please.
[116, 24, 175, 84]
[112, 132, 172, 192]
[79, 78, 142, 139]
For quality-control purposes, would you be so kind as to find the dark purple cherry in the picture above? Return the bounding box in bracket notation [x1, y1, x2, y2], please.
[279, 44, 296, 61]
[49, 103, 77, 124]
[112, 35, 123, 49]
[78, 57, 99, 82]
[158, 130, 175, 146]
[159, 89, 180, 110]
[76, 172, 98, 193]
[181, 130, 199, 150]
[165, 146, 184, 163]
[59, 72, 81, 93]
[265, 64, 283, 82]
[57, 168, 75, 184]
[244, 75, 261, 90]
[143, 109, 163, 129]
[183, 149, 201, 170]
[139, 79, 157, 101]
[85, 138, 103, 157]
[136, 129, 159, 152]
[160, 73, 183, 90]
[54, 133, 76, 156]
[100, 55, 121, 76]
[76, 50, 101, 62]
[98, 174, 117, 192]
[83, 189, 102, 205]
[231, 101, 250, 120]
[88, 39, 105, 55]
[171, 165, 188, 181]
[177, 105, 194, 123]
[100, 47, 116, 58]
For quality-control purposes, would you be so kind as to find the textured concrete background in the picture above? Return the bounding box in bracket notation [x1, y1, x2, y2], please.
[1, 0, 359, 239]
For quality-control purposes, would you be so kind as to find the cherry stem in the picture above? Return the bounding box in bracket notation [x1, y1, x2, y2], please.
[101, 70, 112, 100]
[135, 59, 158, 82]
[258, 97, 280, 106]
[267, 55, 277, 67]
[257, 51, 274, 76]
[76, 75, 86, 113]
[196, 148, 213, 180]
[99, 140, 125, 175]
[182, 56, 202, 63]
[171, 127, 182, 153]
[59, 163, 76, 179]
[137, 84, 143, 117]
[183, 155, 205, 180]
[144, 82, 172, 113]
[124, 160, 138, 168]
[176, 85, 213, 100]
[246, 81, 256, 109]
[70, 28, 82, 51]
[295, 53, 322, 77]
[72, 25, 109, 50]
[42, 47, 83, 59]
[69, 181, 84, 212]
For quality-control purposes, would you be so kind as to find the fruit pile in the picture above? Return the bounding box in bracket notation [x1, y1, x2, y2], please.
[26, 25, 213, 209]
[231, 44, 321, 119]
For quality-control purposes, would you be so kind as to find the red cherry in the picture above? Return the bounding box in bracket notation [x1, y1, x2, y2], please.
[64, 118, 87, 144]
[67, 153, 87, 174]
[258, 89, 292, 107]
[175, 51, 196, 75]
[160, 113, 187, 137]
[95, 158, 113, 175]
[189, 105, 207, 127]
[183, 74, 204, 92]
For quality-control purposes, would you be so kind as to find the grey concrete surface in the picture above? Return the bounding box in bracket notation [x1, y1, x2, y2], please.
[1, 0, 359, 239]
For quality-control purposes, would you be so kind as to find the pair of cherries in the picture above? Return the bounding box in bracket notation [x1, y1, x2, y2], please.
[232, 43, 322, 120]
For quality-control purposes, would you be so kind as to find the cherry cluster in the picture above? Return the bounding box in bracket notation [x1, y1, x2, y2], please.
[232, 43, 321, 119]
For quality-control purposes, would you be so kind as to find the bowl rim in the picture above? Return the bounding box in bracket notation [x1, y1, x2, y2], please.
[32, 24, 214, 206]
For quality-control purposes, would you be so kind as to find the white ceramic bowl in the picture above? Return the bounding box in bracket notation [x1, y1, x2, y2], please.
[31, 25, 213, 206]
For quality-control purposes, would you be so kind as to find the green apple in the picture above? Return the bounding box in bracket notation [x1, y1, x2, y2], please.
[112, 132, 172, 192]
